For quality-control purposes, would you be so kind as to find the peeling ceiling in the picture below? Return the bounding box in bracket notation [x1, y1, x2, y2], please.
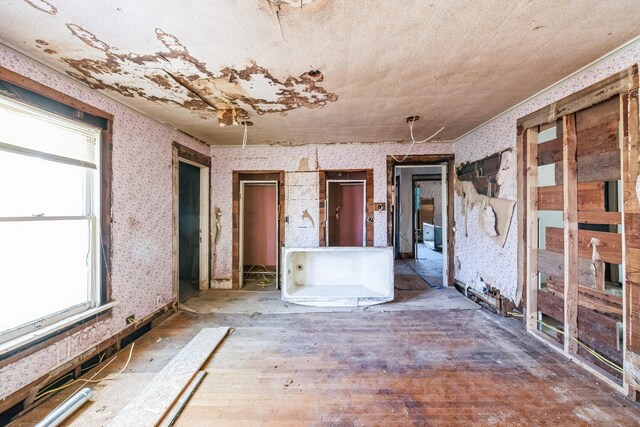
[1, 0, 640, 146]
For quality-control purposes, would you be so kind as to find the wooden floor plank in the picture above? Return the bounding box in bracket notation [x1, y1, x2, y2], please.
[12, 266, 640, 426]
[108, 327, 228, 427]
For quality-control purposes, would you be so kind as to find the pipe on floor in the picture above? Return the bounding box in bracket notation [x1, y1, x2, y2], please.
[35, 388, 93, 427]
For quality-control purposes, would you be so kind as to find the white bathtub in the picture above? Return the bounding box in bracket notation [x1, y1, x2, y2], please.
[281, 247, 394, 307]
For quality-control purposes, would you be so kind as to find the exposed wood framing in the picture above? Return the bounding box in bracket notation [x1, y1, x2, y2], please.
[521, 65, 640, 397]
[516, 127, 527, 307]
[518, 66, 638, 129]
[623, 88, 640, 401]
[525, 127, 539, 331]
[537, 290, 623, 375]
[563, 113, 579, 355]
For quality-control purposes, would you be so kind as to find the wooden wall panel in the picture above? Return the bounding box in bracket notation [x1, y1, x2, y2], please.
[578, 211, 622, 225]
[576, 121, 619, 157]
[538, 136, 562, 166]
[575, 96, 620, 131]
[545, 227, 622, 265]
[537, 289, 622, 375]
[546, 276, 622, 317]
[537, 249, 596, 288]
[537, 289, 564, 323]
[537, 181, 605, 211]
[555, 150, 621, 184]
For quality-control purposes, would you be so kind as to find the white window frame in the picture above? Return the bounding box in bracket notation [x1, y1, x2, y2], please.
[0, 103, 103, 348]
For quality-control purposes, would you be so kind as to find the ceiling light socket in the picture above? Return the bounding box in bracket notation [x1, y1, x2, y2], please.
[405, 115, 420, 123]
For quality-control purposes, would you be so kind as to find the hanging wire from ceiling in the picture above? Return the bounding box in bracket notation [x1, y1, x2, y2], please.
[391, 118, 445, 163]
[242, 121, 248, 148]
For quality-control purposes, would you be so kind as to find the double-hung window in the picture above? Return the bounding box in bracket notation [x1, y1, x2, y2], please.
[0, 94, 102, 346]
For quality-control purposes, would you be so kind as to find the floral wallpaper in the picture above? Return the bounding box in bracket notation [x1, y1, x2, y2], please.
[0, 44, 209, 400]
[454, 38, 640, 301]
[4, 32, 639, 403]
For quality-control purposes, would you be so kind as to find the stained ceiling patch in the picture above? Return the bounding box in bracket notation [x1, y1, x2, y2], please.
[23, 0, 58, 15]
[58, 24, 337, 126]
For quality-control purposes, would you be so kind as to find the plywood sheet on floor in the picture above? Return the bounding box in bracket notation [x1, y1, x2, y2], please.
[108, 327, 228, 427]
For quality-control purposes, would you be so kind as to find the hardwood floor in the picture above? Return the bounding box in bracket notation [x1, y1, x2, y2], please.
[174, 310, 640, 426]
[12, 267, 640, 426]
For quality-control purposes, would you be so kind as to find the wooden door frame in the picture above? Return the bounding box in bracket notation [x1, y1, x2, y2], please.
[232, 171, 285, 289]
[325, 179, 367, 246]
[238, 180, 279, 289]
[172, 142, 211, 302]
[386, 155, 455, 287]
[319, 169, 374, 247]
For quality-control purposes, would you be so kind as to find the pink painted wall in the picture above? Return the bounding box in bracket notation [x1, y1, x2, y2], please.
[454, 38, 640, 302]
[242, 184, 277, 267]
[0, 45, 209, 401]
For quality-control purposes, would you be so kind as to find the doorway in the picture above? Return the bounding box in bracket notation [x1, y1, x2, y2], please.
[326, 180, 365, 246]
[239, 181, 279, 290]
[172, 143, 211, 305]
[179, 162, 200, 302]
[388, 158, 453, 287]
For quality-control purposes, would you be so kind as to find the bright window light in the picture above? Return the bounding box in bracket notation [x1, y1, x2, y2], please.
[0, 95, 100, 344]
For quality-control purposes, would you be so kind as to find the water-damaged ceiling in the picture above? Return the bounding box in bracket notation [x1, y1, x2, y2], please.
[1, 0, 640, 146]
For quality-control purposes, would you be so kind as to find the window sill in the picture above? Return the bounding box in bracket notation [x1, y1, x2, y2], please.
[0, 301, 118, 358]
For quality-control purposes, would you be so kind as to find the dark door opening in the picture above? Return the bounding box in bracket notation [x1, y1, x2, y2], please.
[178, 162, 200, 303]
[327, 181, 365, 246]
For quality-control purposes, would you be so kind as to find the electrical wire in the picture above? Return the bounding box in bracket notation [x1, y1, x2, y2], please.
[527, 316, 623, 374]
[34, 343, 135, 401]
[242, 121, 248, 148]
[243, 264, 277, 288]
[80, 352, 106, 373]
[391, 119, 445, 163]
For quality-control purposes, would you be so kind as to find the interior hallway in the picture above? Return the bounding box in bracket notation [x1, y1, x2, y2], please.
[401, 243, 445, 288]
[12, 264, 640, 426]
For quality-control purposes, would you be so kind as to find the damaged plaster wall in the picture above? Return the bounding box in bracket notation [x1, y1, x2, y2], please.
[0, 44, 209, 400]
[210, 141, 454, 285]
[454, 38, 640, 302]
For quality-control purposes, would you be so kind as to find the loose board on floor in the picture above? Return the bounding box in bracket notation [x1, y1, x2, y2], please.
[108, 327, 229, 427]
